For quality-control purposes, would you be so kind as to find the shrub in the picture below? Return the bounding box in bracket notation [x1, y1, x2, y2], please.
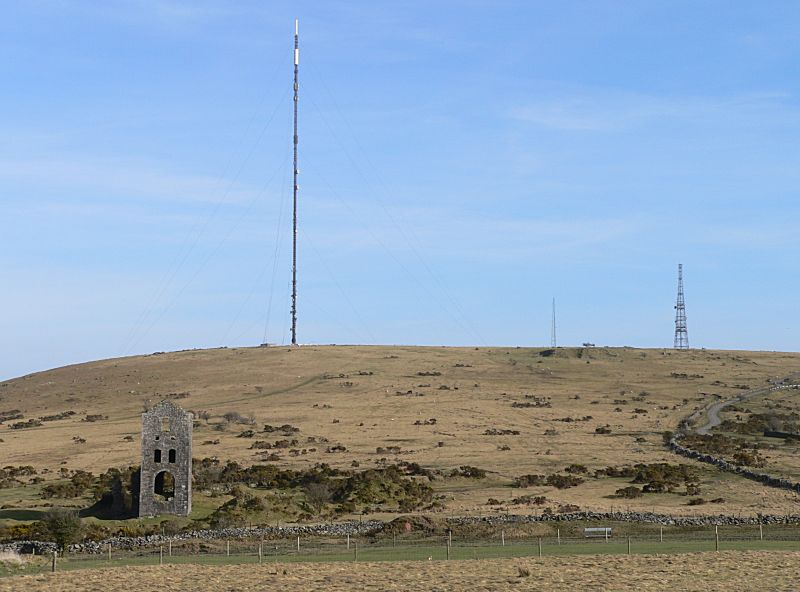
[263, 424, 300, 434]
[630, 463, 698, 487]
[564, 464, 588, 474]
[82, 414, 108, 422]
[685, 483, 701, 496]
[207, 487, 267, 528]
[514, 474, 546, 488]
[41, 470, 95, 499]
[732, 451, 765, 467]
[223, 411, 256, 425]
[483, 428, 520, 436]
[40, 509, 83, 550]
[10, 419, 43, 430]
[0, 410, 23, 423]
[452, 466, 486, 479]
[642, 481, 669, 493]
[615, 486, 643, 499]
[511, 495, 547, 506]
[304, 482, 332, 515]
[545, 474, 584, 489]
[39, 411, 76, 422]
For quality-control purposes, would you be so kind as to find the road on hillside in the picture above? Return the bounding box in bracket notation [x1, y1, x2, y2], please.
[695, 377, 800, 436]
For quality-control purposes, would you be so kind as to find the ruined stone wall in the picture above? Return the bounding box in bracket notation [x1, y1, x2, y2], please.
[138, 401, 193, 517]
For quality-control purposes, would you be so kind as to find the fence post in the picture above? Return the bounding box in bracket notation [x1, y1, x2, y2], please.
[347, 534, 350, 550]
[160, 545, 163, 565]
[557, 528, 560, 545]
[296, 536, 300, 552]
[107, 543, 111, 561]
[393, 533, 396, 548]
[448, 530, 452, 548]
[627, 537, 631, 555]
[538, 537, 542, 558]
[354, 541, 358, 562]
[446, 542, 450, 560]
[501, 530, 505, 547]
[760, 524, 763, 541]
[715, 526, 719, 552]
[660, 527, 663, 543]
[605, 528, 609, 543]
[51, 551, 57, 573]
[227, 540, 230, 557]
[258, 542, 263, 564]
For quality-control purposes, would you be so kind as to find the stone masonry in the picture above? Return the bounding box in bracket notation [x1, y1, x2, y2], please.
[138, 400, 193, 517]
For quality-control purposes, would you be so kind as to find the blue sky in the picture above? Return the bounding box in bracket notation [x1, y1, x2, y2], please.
[3, 1, 800, 379]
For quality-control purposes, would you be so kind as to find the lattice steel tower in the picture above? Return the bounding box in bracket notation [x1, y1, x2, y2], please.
[673, 264, 689, 349]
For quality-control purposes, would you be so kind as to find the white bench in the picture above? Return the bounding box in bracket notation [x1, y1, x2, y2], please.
[584, 527, 612, 539]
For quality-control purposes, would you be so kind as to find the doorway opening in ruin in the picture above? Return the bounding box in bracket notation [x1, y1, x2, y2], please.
[154, 470, 175, 501]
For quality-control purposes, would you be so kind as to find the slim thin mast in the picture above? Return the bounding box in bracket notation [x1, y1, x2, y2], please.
[290, 19, 299, 345]
[551, 297, 557, 348]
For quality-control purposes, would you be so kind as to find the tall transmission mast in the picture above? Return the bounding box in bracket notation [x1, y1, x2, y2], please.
[673, 264, 689, 349]
[550, 297, 557, 348]
[290, 19, 299, 346]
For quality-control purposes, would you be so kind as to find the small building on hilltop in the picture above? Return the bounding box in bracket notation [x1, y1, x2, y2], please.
[138, 400, 193, 517]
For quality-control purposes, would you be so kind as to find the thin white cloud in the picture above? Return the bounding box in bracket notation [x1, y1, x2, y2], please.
[298, 196, 645, 261]
[510, 90, 800, 132]
[0, 157, 258, 204]
[689, 220, 799, 250]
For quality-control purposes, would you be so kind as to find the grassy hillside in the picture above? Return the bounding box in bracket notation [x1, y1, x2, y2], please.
[1, 345, 799, 520]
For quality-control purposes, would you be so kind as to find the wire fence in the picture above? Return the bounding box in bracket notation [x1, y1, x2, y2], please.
[36, 523, 800, 572]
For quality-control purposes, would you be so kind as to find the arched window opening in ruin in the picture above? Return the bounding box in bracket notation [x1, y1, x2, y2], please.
[154, 449, 161, 463]
[154, 471, 175, 501]
[161, 417, 170, 432]
[168, 449, 176, 463]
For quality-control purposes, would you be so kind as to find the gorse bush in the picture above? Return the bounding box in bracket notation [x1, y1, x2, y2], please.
[451, 466, 487, 479]
[192, 459, 434, 513]
[513, 473, 584, 489]
[615, 486, 643, 499]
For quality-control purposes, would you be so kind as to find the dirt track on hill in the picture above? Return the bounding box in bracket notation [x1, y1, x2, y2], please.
[3, 551, 799, 591]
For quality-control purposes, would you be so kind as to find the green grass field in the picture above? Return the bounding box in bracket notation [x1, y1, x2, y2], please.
[4, 534, 800, 578]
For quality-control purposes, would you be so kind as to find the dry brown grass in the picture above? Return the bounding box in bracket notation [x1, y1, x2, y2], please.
[2, 345, 800, 516]
[2, 551, 799, 591]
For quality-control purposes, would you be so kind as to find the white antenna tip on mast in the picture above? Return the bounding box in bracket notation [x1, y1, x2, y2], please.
[294, 19, 299, 65]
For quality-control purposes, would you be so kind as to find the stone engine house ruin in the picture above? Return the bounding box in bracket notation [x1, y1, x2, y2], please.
[138, 400, 193, 517]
